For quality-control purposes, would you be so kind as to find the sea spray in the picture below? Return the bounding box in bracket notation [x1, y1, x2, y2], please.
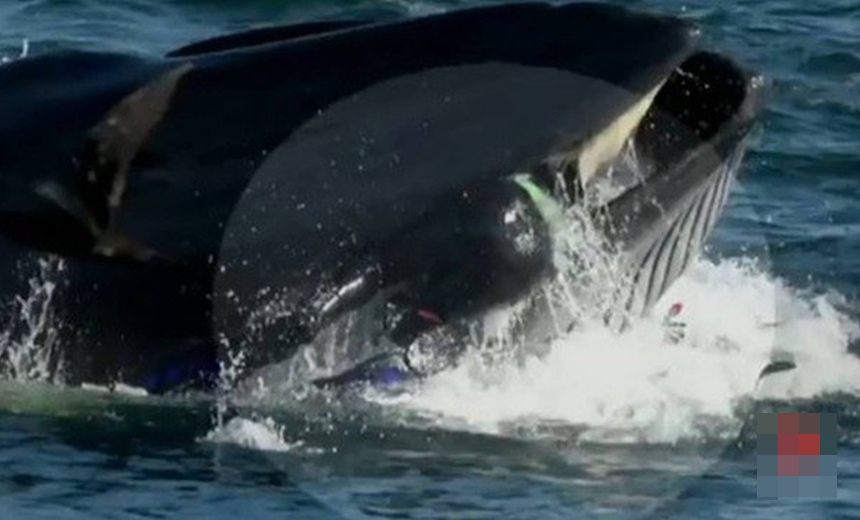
[0, 38, 28, 64]
[0, 257, 67, 384]
[211, 146, 860, 447]
[383, 257, 860, 444]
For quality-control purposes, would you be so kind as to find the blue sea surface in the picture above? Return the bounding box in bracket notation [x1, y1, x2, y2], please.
[0, 1, 859, 519]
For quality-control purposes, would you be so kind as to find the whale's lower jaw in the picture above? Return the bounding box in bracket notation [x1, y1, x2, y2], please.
[617, 142, 745, 320]
[592, 50, 763, 320]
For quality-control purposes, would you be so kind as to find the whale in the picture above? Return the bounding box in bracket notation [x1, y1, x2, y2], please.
[0, 2, 766, 394]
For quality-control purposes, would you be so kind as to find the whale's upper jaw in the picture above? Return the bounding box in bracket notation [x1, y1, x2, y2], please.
[582, 50, 767, 318]
[0, 1, 759, 292]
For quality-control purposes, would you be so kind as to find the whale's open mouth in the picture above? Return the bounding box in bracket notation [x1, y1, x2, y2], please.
[606, 51, 765, 316]
[0, 1, 770, 394]
[542, 49, 763, 207]
[312, 51, 767, 392]
[638, 51, 759, 170]
[543, 49, 766, 319]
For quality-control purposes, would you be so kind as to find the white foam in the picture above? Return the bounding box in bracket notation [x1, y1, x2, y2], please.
[374, 257, 860, 444]
[202, 416, 304, 453]
[80, 382, 149, 397]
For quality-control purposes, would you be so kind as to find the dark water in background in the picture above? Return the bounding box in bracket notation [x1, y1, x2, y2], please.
[0, 1, 859, 519]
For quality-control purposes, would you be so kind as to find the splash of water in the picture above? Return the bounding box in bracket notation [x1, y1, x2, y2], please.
[215, 137, 860, 447]
[215, 250, 860, 449]
[202, 415, 306, 453]
[1, 39, 29, 64]
[355, 169, 859, 444]
[374, 257, 860, 444]
[0, 257, 67, 384]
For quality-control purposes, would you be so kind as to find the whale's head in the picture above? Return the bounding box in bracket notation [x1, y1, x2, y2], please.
[0, 2, 768, 393]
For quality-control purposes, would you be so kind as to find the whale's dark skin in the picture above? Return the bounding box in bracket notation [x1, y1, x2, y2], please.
[0, 2, 764, 393]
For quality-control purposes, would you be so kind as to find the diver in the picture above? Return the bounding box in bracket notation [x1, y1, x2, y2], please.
[310, 171, 564, 390]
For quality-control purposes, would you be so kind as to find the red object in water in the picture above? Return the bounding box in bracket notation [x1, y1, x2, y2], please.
[668, 302, 684, 317]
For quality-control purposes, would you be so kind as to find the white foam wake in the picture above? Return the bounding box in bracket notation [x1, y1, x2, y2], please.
[369, 257, 860, 444]
[222, 175, 860, 446]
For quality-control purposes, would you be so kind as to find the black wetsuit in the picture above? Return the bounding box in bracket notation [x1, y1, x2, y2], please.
[218, 174, 558, 390]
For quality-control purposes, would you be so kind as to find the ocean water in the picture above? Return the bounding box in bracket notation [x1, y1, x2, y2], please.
[0, 1, 859, 519]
